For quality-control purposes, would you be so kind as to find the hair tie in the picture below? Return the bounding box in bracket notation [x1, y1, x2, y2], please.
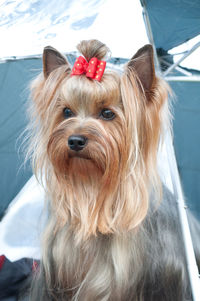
[71, 56, 106, 81]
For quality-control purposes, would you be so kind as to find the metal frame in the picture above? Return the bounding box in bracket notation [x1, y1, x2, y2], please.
[165, 76, 200, 82]
[141, 1, 200, 301]
[163, 41, 200, 77]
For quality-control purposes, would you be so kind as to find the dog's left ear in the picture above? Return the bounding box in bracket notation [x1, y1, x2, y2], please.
[43, 46, 70, 78]
[127, 44, 155, 95]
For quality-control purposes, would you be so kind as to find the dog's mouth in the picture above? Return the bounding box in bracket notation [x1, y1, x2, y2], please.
[68, 151, 91, 161]
[67, 149, 105, 177]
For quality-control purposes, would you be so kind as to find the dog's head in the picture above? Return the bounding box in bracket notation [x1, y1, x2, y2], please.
[29, 39, 169, 239]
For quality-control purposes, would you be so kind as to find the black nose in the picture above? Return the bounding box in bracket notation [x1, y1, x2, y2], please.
[68, 135, 88, 151]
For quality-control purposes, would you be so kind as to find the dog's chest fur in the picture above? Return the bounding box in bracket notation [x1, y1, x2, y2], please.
[39, 187, 189, 301]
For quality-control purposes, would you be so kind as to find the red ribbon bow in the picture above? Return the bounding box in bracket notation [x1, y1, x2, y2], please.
[71, 56, 106, 81]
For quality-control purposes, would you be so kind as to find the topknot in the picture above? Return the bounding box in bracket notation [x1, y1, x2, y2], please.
[77, 39, 110, 62]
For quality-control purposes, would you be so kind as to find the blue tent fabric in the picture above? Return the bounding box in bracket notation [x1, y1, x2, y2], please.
[142, 0, 200, 51]
[170, 80, 200, 220]
[0, 59, 42, 218]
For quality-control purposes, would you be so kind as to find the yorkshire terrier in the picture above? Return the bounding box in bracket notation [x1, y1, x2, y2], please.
[26, 39, 200, 300]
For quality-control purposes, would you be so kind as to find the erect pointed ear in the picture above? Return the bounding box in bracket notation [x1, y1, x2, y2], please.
[127, 44, 155, 93]
[43, 46, 70, 78]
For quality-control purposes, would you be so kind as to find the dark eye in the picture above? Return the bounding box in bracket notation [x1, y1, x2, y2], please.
[100, 108, 115, 120]
[63, 108, 74, 119]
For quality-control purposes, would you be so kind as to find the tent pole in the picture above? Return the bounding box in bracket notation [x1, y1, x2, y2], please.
[166, 76, 200, 82]
[141, 1, 160, 72]
[160, 58, 192, 76]
[163, 41, 200, 76]
[165, 131, 200, 301]
[140, 1, 200, 301]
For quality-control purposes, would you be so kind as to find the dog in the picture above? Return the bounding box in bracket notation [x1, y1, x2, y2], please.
[25, 39, 200, 300]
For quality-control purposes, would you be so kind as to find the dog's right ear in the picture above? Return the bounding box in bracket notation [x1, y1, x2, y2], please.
[43, 46, 70, 78]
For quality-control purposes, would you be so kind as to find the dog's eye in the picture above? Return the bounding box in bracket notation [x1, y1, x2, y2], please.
[100, 108, 115, 120]
[63, 108, 74, 119]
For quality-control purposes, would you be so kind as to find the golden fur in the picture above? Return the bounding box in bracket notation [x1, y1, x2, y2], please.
[26, 40, 178, 300]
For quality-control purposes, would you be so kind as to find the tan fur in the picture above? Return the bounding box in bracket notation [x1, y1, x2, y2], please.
[27, 40, 170, 300]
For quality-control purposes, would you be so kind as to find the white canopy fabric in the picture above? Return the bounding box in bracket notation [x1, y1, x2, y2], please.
[0, 0, 147, 60]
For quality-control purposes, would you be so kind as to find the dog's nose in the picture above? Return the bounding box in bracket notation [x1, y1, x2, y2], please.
[68, 135, 88, 151]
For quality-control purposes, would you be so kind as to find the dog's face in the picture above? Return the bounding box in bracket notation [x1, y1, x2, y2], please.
[30, 40, 168, 239]
[47, 72, 124, 182]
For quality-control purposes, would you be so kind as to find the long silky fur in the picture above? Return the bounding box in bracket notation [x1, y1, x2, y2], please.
[25, 40, 198, 301]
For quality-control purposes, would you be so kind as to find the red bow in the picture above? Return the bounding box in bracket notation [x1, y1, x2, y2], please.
[71, 56, 106, 81]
